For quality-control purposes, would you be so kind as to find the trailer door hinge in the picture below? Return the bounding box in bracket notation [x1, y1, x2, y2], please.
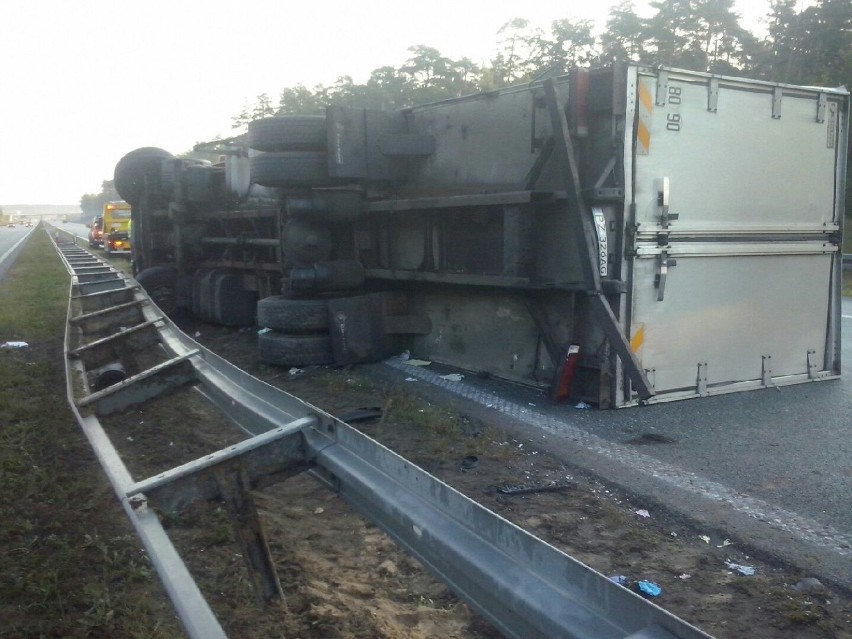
[697, 362, 708, 395]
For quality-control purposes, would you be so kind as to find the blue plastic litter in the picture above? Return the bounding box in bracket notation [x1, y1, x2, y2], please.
[637, 580, 662, 597]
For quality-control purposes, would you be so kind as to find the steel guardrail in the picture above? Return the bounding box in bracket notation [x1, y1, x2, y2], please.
[50, 226, 713, 639]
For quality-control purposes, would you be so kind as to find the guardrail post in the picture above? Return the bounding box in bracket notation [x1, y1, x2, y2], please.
[214, 467, 285, 605]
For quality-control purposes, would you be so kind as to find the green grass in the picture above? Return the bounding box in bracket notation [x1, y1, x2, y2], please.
[0, 229, 180, 638]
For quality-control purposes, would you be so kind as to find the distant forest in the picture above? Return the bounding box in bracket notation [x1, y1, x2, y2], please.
[231, 0, 850, 124]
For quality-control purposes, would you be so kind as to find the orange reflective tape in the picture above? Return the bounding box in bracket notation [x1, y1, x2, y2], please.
[630, 325, 645, 353]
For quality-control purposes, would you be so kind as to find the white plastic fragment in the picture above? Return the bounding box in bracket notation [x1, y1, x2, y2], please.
[440, 373, 464, 381]
[257, 327, 272, 334]
[699, 535, 711, 544]
[635, 509, 651, 518]
[405, 377, 418, 382]
[1, 341, 29, 349]
[574, 401, 591, 409]
[288, 367, 303, 376]
[725, 561, 755, 576]
[405, 359, 432, 367]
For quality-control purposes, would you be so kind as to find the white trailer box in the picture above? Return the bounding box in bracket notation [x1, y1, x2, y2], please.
[119, 64, 848, 408]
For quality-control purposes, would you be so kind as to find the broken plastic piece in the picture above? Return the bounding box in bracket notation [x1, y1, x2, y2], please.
[257, 327, 272, 334]
[635, 509, 650, 518]
[699, 535, 711, 544]
[574, 401, 591, 409]
[725, 561, 755, 576]
[609, 575, 629, 586]
[1, 341, 29, 349]
[405, 359, 432, 367]
[496, 481, 574, 496]
[637, 580, 662, 597]
[440, 373, 464, 382]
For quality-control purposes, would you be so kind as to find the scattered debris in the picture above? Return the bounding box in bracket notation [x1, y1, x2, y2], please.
[440, 373, 464, 381]
[1, 341, 28, 349]
[609, 575, 629, 586]
[460, 455, 480, 471]
[637, 580, 662, 597]
[725, 561, 756, 576]
[635, 509, 651, 518]
[574, 401, 591, 409]
[405, 377, 417, 382]
[495, 480, 574, 496]
[288, 367, 303, 376]
[717, 539, 732, 548]
[313, 507, 324, 515]
[406, 359, 432, 367]
[699, 535, 711, 544]
[679, 574, 691, 580]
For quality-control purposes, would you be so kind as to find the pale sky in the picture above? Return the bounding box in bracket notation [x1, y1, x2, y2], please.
[0, 0, 775, 206]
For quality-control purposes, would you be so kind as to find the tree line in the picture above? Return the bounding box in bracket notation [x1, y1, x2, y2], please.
[81, 0, 849, 214]
[231, 0, 850, 124]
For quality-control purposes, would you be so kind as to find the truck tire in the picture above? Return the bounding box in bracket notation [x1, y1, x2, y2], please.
[257, 296, 329, 332]
[258, 332, 333, 367]
[136, 266, 178, 315]
[114, 147, 174, 204]
[248, 116, 327, 152]
[250, 152, 329, 187]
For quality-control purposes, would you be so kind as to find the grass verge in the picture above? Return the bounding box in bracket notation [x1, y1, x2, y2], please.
[0, 229, 180, 638]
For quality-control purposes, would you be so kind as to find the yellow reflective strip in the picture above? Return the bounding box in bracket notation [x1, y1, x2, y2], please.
[638, 80, 653, 113]
[630, 325, 645, 353]
[637, 122, 651, 154]
[636, 78, 653, 155]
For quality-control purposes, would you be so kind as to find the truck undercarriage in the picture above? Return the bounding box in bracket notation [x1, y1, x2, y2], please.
[114, 64, 848, 408]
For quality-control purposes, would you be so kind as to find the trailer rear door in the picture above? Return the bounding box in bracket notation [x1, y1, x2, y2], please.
[625, 67, 846, 402]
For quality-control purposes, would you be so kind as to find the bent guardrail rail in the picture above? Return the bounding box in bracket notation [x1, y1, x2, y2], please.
[51, 226, 713, 639]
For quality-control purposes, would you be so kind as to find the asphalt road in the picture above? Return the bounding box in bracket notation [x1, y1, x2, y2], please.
[385, 297, 852, 588]
[0, 224, 36, 280]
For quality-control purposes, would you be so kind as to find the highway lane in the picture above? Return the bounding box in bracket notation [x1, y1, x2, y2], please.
[0, 224, 36, 280]
[387, 296, 852, 586]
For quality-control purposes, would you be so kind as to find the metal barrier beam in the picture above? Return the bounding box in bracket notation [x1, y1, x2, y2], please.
[52, 228, 714, 639]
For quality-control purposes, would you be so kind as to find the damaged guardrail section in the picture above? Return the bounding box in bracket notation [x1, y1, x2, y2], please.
[53, 228, 712, 639]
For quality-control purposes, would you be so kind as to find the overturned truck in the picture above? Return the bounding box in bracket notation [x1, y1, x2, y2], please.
[115, 64, 849, 408]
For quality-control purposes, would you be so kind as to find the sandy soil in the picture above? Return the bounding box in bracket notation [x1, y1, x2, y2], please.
[102, 319, 851, 639]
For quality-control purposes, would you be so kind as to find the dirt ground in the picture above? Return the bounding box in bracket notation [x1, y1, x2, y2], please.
[98, 316, 852, 639]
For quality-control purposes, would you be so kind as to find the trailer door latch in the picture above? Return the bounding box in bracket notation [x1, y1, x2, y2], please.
[654, 253, 677, 301]
[657, 176, 680, 228]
